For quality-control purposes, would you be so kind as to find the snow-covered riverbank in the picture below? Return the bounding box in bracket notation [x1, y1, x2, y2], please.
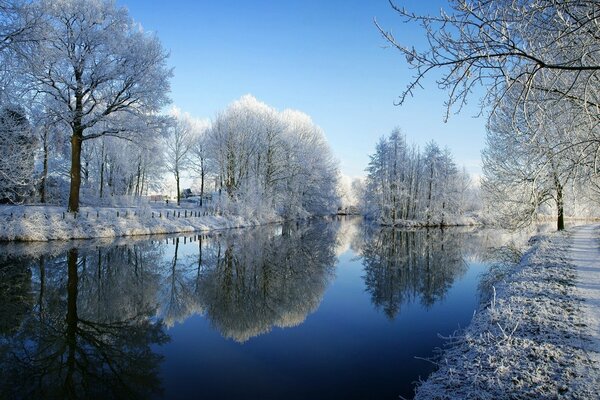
[415, 224, 600, 399]
[0, 205, 285, 241]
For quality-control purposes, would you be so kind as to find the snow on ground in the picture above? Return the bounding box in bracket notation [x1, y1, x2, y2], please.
[414, 225, 600, 400]
[0, 204, 284, 241]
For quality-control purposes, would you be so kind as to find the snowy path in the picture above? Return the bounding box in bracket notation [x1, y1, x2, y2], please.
[570, 225, 600, 367]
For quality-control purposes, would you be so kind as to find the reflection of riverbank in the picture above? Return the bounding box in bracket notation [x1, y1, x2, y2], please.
[156, 221, 339, 341]
[0, 219, 342, 398]
[356, 227, 469, 318]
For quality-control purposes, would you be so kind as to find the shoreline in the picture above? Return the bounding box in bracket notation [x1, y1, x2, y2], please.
[0, 204, 289, 242]
[414, 225, 600, 399]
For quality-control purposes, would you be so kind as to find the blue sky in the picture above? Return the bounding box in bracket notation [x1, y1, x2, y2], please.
[117, 0, 487, 178]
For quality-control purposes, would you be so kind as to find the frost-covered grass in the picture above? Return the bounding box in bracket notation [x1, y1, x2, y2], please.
[415, 228, 600, 400]
[0, 204, 284, 241]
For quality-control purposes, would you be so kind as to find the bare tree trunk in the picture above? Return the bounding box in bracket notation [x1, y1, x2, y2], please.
[176, 168, 181, 205]
[135, 159, 141, 196]
[200, 159, 205, 207]
[40, 129, 49, 203]
[99, 141, 105, 199]
[68, 69, 85, 213]
[68, 132, 83, 212]
[557, 183, 565, 231]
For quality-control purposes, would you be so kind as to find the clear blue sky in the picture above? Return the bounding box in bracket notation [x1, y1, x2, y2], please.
[117, 0, 487, 178]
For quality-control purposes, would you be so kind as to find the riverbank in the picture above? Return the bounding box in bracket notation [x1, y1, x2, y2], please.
[0, 204, 285, 241]
[415, 224, 600, 399]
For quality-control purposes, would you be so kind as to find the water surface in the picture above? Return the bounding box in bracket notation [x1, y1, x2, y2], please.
[0, 217, 509, 399]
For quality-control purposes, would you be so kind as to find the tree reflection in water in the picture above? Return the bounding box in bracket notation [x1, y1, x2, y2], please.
[0, 245, 169, 400]
[0, 220, 341, 397]
[359, 227, 468, 319]
[193, 221, 338, 342]
[0, 218, 514, 398]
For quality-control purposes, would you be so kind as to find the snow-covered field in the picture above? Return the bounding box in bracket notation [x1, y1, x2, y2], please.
[415, 225, 600, 399]
[0, 204, 284, 241]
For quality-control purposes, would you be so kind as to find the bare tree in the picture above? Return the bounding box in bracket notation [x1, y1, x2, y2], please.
[377, 0, 600, 120]
[163, 109, 197, 205]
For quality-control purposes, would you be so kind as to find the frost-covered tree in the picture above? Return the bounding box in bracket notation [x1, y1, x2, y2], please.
[363, 129, 468, 226]
[163, 108, 200, 205]
[21, 0, 171, 212]
[0, 0, 41, 104]
[280, 109, 339, 217]
[482, 86, 581, 230]
[205, 95, 339, 218]
[0, 106, 35, 203]
[378, 0, 600, 120]
[188, 119, 211, 205]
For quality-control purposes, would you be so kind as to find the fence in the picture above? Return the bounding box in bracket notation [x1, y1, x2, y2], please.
[2, 205, 221, 222]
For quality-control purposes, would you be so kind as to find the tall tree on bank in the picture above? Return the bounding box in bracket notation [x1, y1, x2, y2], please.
[23, 0, 171, 212]
[482, 86, 580, 231]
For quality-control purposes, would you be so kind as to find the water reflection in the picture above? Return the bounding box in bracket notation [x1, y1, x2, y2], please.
[0, 247, 168, 400]
[194, 221, 337, 342]
[0, 220, 340, 398]
[0, 218, 519, 399]
[358, 227, 473, 318]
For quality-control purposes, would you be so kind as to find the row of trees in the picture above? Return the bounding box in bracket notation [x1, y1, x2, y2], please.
[379, 0, 600, 230]
[360, 129, 474, 226]
[161, 95, 340, 218]
[0, 0, 339, 218]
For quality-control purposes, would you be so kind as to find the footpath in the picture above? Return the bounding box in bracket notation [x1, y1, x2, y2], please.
[570, 225, 600, 373]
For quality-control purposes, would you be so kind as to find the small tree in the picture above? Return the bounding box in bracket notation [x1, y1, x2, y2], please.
[0, 106, 35, 203]
[163, 109, 197, 205]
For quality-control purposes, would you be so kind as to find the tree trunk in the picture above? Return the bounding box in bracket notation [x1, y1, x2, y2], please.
[557, 183, 565, 231]
[99, 141, 105, 198]
[200, 160, 205, 207]
[40, 129, 49, 203]
[69, 68, 85, 213]
[176, 169, 181, 205]
[135, 159, 141, 196]
[68, 132, 83, 212]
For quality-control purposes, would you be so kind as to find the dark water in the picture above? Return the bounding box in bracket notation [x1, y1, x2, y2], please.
[0, 217, 510, 399]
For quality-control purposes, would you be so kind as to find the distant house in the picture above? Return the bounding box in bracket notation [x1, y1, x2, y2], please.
[182, 188, 193, 199]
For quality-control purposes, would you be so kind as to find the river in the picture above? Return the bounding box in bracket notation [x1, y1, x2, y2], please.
[0, 216, 520, 399]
